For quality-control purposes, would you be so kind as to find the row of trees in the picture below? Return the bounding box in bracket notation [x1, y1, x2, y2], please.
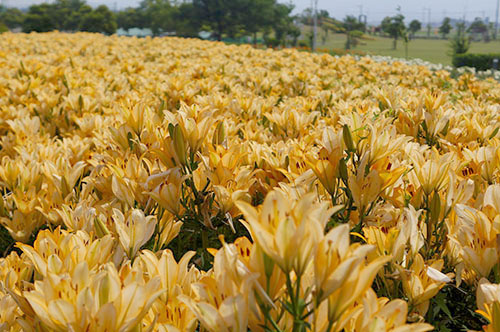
[380, 14, 495, 47]
[2, 1, 492, 54]
[378, 13, 489, 52]
[116, 0, 299, 44]
[376, 12, 475, 56]
[0, 0, 299, 46]
[0, 0, 116, 34]
[295, 10, 462, 52]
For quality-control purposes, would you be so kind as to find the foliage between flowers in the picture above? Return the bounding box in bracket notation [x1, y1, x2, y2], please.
[1, 32, 500, 331]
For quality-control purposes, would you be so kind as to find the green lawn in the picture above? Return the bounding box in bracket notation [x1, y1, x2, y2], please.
[315, 33, 500, 66]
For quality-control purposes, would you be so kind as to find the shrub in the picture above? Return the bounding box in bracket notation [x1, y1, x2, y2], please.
[298, 40, 309, 48]
[449, 22, 470, 56]
[453, 53, 500, 70]
[265, 37, 281, 48]
[0, 22, 7, 33]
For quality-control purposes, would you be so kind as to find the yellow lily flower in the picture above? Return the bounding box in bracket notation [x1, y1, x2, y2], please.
[139, 249, 199, 331]
[343, 289, 433, 332]
[113, 208, 156, 259]
[451, 203, 500, 280]
[236, 190, 334, 275]
[148, 168, 185, 216]
[314, 223, 391, 307]
[476, 278, 500, 332]
[411, 150, 451, 196]
[397, 254, 452, 316]
[22, 262, 163, 332]
[18, 228, 114, 277]
[348, 163, 382, 216]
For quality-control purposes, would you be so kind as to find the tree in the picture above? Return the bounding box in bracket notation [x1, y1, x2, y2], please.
[288, 23, 301, 47]
[79, 5, 117, 35]
[343, 16, 365, 49]
[439, 17, 452, 39]
[318, 10, 330, 23]
[240, 0, 275, 44]
[22, 0, 101, 33]
[193, 0, 244, 40]
[0, 8, 24, 29]
[53, 0, 88, 31]
[21, 0, 120, 34]
[402, 29, 409, 58]
[22, 4, 56, 33]
[56, 0, 87, 12]
[192, 0, 294, 43]
[468, 17, 489, 41]
[343, 15, 365, 32]
[271, 2, 297, 46]
[299, 8, 313, 25]
[408, 19, 421, 39]
[173, 3, 201, 38]
[468, 18, 488, 34]
[64, 4, 92, 31]
[139, 0, 177, 36]
[118, 5, 150, 30]
[381, 13, 406, 49]
[117, 8, 137, 30]
[449, 22, 470, 55]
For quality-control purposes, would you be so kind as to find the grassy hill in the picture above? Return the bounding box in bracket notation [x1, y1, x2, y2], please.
[312, 31, 500, 65]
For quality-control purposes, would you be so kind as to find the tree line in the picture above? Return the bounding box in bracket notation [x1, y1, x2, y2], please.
[0, 0, 116, 34]
[0, 0, 299, 46]
[0, 0, 495, 55]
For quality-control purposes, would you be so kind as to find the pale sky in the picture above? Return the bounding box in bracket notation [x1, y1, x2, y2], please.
[5, 0, 499, 24]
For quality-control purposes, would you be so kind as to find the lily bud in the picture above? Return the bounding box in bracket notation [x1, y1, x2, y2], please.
[339, 158, 348, 183]
[342, 124, 355, 152]
[212, 121, 227, 146]
[0, 194, 5, 216]
[172, 124, 187, 166]
[94, 215, 110, 238]
[61, 175, 70, 198]
[98, 273, 111, 306]
[430, 191, 441, 225]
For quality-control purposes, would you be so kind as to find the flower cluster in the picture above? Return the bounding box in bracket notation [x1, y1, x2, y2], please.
[0, 32, 500, 331]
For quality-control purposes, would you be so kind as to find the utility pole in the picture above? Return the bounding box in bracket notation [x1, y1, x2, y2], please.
[427, 8, 432, 38]
[422, 7, 430, 37]
[357, 5, 363, 16]
[495, 0, 500, 39]
[313, 0, 318, 51]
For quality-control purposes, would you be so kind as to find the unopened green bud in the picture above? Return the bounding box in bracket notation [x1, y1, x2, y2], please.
[339, 158, 348, 182]
[212, 121, 227, 145]
[173, 124, 187, 166]
[94, 216, 110, 238]
[342, 124, 355, 152]
[430, 191, 441, 224]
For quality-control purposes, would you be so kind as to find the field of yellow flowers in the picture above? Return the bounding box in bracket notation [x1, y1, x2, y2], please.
[0, 32, 500, 332]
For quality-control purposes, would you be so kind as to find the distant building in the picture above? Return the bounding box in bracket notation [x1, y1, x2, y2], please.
[117, 28, 153, 37]
[198, 31, 212, 40]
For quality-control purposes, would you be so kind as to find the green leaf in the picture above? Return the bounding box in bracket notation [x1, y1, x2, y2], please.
[435, 292, 453, 320]
[127, 131, 134, 150]
[489, 127, 499, 140]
